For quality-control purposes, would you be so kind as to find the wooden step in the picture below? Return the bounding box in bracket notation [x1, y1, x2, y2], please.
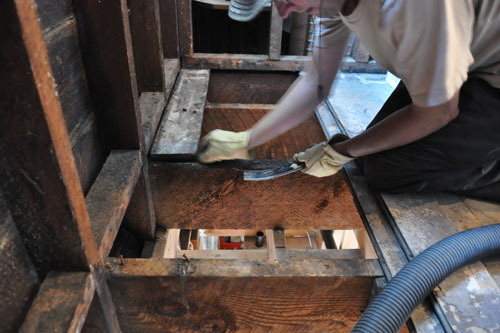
[85, 150, 142, 262]
[151, 69, 210, 160]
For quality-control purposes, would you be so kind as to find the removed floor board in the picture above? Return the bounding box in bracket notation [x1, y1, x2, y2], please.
[149, 161, 364, 230]
[151, 69, 209, 160]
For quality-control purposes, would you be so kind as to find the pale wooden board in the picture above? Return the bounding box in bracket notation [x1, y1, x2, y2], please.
[151, 69, 209, 159]
[382, 192, 500, 332]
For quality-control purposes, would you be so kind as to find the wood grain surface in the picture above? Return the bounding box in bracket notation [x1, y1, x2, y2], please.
[150, 162, 363, 230]
[202, 103, 326, 159]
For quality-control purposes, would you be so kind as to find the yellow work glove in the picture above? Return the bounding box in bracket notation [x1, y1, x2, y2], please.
[197, 129, 254, 163]
[294, 134, 354, 177]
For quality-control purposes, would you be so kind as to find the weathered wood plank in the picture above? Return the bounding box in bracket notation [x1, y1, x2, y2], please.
[105, 258, 381, 332]
[88, 268, 122, 332]
[109, 276, 375, 332]
[183, 53, 310, 71]
[74, 0, 144, 153]
[123, 167, 157, 241]
[382, 192, 500, 332]
[184, 53, 386, 73]
[268, 2, 283, 60]
[0, 195, 39, 332]
[69, 113, 105, 194]
[159, 0, 179, 58]
[107, 257, 382, 277]
[43, 18, 92, 133]
[206, 72, 297, 104]
[129, 0, 165, 93]
[202, 103, 326, 159]
[150, 162, 364, 230]
[20, 272, 95, 333]
[151, 69, 209, 160]
[139, 92, 167, 152]
[35, 0, 73, 32]
[85, 150, 142, 262]
[176, 248, 363, 260]
[1, 0, 98, 272]
[164, 58, 180, 100]
[42, 18, 105, 194]
[177, 0, 193, 57]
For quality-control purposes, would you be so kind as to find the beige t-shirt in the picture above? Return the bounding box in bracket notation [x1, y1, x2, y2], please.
[315, 0, 500, 107]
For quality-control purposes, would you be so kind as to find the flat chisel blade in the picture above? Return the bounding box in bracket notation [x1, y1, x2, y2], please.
[243, 163, 304, 181]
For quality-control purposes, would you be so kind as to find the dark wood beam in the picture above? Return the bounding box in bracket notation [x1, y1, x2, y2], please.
[129, 0, 165, 94]
[20, 272, 95, 332]
[73, 0, 144, 152]
[1, 0, 99, 272]
[183, 53, 309, 71]
[177, 0, 193, 57]
[105, 258, 381, 332]
[159, 0, 179, 58]
[0, 195, 39, 332]
[85, 150, 142, 262]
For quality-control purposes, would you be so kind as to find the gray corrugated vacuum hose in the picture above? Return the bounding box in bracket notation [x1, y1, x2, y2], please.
[353, 224, 500, 333]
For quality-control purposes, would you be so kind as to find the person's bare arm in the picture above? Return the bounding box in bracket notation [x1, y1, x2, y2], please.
[332, 90, 460, 157]
[247, 35, 349, 149]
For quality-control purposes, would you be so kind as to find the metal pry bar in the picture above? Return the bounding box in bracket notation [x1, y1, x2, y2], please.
[243, 162, 304, 181]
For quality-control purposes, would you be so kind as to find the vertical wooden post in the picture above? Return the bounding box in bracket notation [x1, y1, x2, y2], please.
[164, 229, 180, 259]
[74, 0, 156, 242]
[266, 230, 277, 261]
[1, 0, 99, 273]
[129, 0, 166, 94]
[268, 1, 283, 60]
[160, 0, 180, 59]
[289, 12, 308, 55]
[177, 0, 194, 57]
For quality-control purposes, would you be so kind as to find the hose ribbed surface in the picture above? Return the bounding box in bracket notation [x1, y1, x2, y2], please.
[353, 224, 500, 333]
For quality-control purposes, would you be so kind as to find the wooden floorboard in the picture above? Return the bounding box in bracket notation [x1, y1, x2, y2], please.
[150, 161, 364, 230]
[151, 69, 209, 160]
[139, 92, 166, 152]
[382, 192, 500, 332]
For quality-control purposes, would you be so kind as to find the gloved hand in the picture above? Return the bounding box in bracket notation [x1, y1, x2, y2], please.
[197, 129, 254, 163]
[294, 134, 354, 177]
